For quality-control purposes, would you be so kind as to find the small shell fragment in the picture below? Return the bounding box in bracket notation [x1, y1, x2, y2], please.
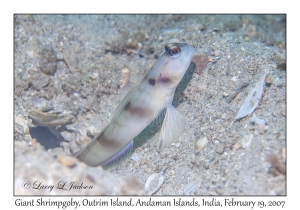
[29, 110, 75, 127]
[58, 155, 77, 167]
[232, 142, 241, 150]
[130, 152, 143, 162]
[242, 134, 253, 149]
[235, 71, 267, 120]
[249, 114, 266, 126]
[231, 76, 238, 82]
[120, 67, 130, 89]
[183, 182, 197, 195]
[145, 173, 164, 195]
[28, 66, 39, 74]
[194, 136, 208, 153]
[15, 115, 30, 134]
[89, 70, 99, 79]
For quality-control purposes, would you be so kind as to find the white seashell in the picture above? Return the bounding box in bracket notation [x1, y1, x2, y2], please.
[145, 173, 164, 195]
[242, 134, 254, 149]
[235, 71, 267, 120]
[194, 136, 208, 152]
[120, 68, 130, 89]
[89, 70, 99, 79]
[183, 182, 198, 195]
[28, 66, 39, 74]
[231, 76, 238, 82]
[130, 152, 143, 162]
[249, 114, 266, 125]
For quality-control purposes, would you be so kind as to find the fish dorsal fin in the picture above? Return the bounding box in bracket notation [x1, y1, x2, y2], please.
[158, 105, 186, 151]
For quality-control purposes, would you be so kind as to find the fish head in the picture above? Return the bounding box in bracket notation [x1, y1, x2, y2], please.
[145, 43, 195, 90]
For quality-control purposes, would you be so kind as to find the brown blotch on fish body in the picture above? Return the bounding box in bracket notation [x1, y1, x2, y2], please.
[129, 106, 149, 118]
[158, 77, 171, 84]
[148, 78, 156, 86]
[124, 101, 131, 111]
[124, 101, 152, 118]
[97, 132, 123, 150]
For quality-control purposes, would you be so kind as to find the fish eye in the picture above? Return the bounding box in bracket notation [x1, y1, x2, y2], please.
[165, 45, 181, 57]
[169, 46, 181, 57]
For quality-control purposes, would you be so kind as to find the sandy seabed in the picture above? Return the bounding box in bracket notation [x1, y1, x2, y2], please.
[14, 14, 286, 195]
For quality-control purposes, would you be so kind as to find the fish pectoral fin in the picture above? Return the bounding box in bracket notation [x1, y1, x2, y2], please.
[158, 105, 186, 151]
